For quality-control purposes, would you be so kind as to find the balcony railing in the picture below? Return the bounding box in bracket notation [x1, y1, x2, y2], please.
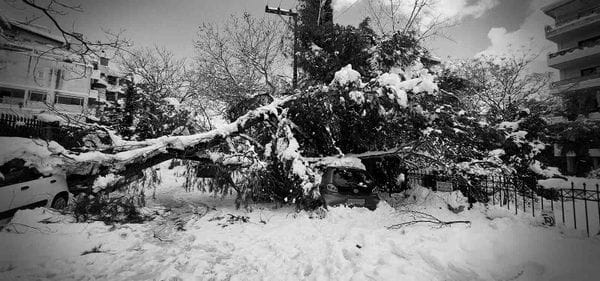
[548, 37, 600, 59]
[545, 6, 600, 37]
[551, 72, 600, 88]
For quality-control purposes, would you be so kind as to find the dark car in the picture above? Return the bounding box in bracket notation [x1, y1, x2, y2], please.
[319, 166, 380, 210]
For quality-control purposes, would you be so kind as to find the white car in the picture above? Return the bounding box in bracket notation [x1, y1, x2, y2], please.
[0, 161, 69, 220]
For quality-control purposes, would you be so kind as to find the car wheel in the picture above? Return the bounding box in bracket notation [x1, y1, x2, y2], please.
[51, 194, 68, 210]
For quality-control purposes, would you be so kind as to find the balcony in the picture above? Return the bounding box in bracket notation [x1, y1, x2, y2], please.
[547, 38, 600, 69]
[545, 6, 600, 41]
[107, 84, 124, 94]
[550, 73, 600, 94]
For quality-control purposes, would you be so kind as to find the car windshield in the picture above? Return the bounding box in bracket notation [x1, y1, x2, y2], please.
[0, 159, 41, 187]
[332, 169, 371, 188]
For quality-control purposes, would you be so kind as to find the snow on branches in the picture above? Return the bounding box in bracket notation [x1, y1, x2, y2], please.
[272, 116, 321, 194]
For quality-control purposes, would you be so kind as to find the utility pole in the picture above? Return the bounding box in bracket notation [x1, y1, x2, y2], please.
[265, 5, 298, 89]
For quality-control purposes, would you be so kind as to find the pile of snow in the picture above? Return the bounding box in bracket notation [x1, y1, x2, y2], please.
[376, 66, 437, 108]
[377, 73, 409, 107]
[163, 97, 180, 107]
[529, 160, 561, 178]
[348, 90, 365, 104]
[404, 185, 467, 210]
[498, 121, 520, 131]
[2, 176, 600, 281]
[488, 148, 505, 158]
[0, 137, 65, 174]
[331, 64, 361, 87]
[9, 207, 75, 226]
[507, 130, 528, 146]
[412, 72, 438, 94]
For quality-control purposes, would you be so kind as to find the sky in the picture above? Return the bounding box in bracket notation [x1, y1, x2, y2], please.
[0, 0, 557, 73]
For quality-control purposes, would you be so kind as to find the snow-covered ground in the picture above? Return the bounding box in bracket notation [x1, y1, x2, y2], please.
[1, 167, 600, 281]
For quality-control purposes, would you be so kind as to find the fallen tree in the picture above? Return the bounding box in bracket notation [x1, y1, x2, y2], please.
[2, 58, 557, 212]
[60, 94, 326, 203]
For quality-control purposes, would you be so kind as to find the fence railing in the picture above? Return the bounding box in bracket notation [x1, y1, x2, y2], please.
[0, 113, 46, 138]
[0, 113, 82, 149]
[407, 171, 600, 237]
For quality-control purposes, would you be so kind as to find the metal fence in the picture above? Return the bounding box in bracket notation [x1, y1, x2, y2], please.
[407, 170, 600, 237]
[0, 113, 82, 149]
[0, 113, 46, 138]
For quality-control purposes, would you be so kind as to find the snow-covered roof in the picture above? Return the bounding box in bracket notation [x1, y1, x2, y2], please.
[0, 137, 65, 174]
[331, 64, 361, 86]
[307, 156, 366, 170]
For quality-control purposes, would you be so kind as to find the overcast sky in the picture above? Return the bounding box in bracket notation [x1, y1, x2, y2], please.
[1, 0, 556, 72]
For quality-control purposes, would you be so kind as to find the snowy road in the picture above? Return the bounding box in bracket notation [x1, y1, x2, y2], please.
[1, 184, 600, 281]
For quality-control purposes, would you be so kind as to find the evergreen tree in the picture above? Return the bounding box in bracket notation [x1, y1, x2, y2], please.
[298, 0, 333, 28]
[297, 0, 376, 83]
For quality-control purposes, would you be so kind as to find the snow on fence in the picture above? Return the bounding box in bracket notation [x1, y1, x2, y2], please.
[407, 170, 600, 237]
[0, 113, 80, 149]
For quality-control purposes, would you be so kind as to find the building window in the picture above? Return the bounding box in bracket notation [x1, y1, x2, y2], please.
[55, 94, 84, 106]
[107, 76, 117, 85]
[88, 97, 98, 107]
[34, 69, 45, 80]
[578, 35, 600, 48]
[29, 91, 47, 102]
[100, 57, 109, 66]
[0, 87, 25, 105]
[581, 66, 600, 77]
[106, 92, 117, 102]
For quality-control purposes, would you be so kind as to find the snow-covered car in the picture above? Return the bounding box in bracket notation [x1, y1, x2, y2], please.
[0, 160, 69, 219]
[319, 166, 380, 210]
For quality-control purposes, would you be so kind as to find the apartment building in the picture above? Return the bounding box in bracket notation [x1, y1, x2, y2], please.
[543, 0, 600, 173]
[0, 17, 126, 123]
[543, 0, 600, 119]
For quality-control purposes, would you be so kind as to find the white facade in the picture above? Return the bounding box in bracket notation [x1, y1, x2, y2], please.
[0, 19, 96, 121]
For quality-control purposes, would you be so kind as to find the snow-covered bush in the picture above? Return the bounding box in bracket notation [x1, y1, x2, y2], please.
[497, 114, 556, 178]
